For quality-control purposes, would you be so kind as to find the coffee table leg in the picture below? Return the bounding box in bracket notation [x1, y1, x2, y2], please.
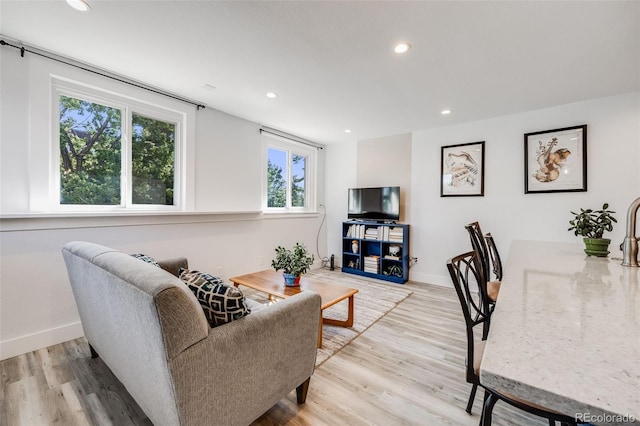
[322, 295, 355, 328]
[318, 313, 323, 348]
[318, 295, 356, 348]
[346, 295, 354, 327]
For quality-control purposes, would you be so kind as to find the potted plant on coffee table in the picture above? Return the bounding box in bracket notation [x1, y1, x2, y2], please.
[568, 203, 617, 257]
[271, 242, 315, 286]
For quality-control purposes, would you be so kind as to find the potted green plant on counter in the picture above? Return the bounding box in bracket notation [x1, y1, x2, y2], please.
[271, 242, 315, 286]
[568, 203, 617, 257]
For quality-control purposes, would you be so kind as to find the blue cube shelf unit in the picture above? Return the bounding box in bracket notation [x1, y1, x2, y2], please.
[341, 220, 410, 284]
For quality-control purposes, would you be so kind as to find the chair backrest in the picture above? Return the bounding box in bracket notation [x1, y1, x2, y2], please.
[484, 233, 503, 281]
[447, 250, 491, 384]
[465, 221, 490, 283]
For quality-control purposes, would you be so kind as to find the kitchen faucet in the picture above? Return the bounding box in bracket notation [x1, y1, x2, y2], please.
[621, 196, 640, 267]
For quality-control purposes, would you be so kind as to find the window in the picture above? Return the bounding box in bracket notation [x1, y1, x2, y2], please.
[263, 134, 316, 212]
[59, 96, 123, 205]
[131, 114, 176, 205]
[54, 79, 184, 210]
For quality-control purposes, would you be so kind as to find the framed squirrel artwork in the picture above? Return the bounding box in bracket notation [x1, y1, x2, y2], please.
[524, 124, 587, 194]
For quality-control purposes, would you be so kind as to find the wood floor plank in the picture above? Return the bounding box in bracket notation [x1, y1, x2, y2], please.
[1, 272, 549, 425]
[5, 374, 48, 425]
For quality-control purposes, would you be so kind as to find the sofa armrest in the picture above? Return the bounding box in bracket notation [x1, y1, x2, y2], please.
[168, 291, 321, 426]
[158, 257, 188, 278]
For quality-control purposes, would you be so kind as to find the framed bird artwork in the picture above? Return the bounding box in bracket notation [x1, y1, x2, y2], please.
[441, 141, 485, 197]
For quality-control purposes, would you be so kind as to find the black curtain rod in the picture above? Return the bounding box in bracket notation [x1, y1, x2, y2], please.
[260, 127, 324, 150]
[0, 39, 206, 110]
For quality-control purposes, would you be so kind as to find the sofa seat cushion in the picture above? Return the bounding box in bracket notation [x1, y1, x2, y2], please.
[179, 268, 251, 328]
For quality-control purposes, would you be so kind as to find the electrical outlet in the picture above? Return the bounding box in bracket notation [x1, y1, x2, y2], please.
[258, 256, 265, 266]
[216, 266, 223, 277]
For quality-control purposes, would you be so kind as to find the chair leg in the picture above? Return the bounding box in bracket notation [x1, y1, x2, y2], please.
[481, 392, 499, 426]
[479, 389, 489, 426]
[296, 378, 311, 403]
[466, 383, 478, 414]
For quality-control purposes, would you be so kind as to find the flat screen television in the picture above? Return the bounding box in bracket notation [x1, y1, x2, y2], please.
[348, 186, 400, 222]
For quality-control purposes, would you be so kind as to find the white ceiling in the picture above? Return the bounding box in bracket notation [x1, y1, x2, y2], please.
[1, 1, 639, 144]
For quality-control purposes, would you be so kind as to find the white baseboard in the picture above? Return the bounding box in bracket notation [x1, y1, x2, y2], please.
[0, 321, 84, 361]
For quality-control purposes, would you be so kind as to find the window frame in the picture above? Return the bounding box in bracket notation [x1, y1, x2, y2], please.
[262, 133, 317, 213]
[51, 77, 185, 212]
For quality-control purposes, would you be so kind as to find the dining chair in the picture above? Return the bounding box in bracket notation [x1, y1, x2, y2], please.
[447, 251, 583, 426]
[446, 250, 490, 414]
[484, 233, 502, 303]
[465, 222, 500, 306]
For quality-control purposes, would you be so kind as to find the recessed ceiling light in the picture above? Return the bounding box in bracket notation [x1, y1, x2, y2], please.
[441, 109, 452, 115]
[345, 129, 352, 133]
[266, 92, 277, 99]
[394, 43, 411, 54]
[66, 0, 91, 12]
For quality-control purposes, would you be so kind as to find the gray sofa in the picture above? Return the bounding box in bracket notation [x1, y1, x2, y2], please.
[62, 241, 321, 426]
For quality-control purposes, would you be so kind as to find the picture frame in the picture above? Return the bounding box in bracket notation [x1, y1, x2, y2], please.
[440, 141, 485, 197]
[524, 125, 587, 194]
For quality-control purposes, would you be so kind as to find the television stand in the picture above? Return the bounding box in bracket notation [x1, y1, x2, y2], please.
[341, 220, 410, 284]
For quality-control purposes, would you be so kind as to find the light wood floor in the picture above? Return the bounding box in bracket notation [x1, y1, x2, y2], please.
[0, 273, 545, 425]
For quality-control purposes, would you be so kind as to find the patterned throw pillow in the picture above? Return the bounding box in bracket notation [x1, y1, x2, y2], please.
[178, 268, 251, 328]
[130, 253, 160, 267]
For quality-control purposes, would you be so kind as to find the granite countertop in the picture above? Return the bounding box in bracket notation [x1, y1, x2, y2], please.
[480, 240, 639, 425]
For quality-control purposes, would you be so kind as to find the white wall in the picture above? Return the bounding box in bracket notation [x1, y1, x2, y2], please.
[0, 48, 31, 212]
[324, 140, 358, 266]
[194, 108, 262, 212]
[0, 47, 327, 360]
[410, 92, 640, 286]
[357, 134, 412, 224]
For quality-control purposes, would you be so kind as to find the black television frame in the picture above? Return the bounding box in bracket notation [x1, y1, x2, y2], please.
[347, 186, 400, 222]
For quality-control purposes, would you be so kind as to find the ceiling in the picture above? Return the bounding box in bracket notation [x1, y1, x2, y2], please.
[1, 1, 639, 145]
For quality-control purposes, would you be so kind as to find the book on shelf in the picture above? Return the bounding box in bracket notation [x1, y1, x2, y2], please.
[365, 226, 394, 241]
[388, 227, 404, 242]
[384, 255, 400, 260]
[347, 223, 404, 242]
[364, 227, 379, 240]
[346, 224, 365, 239]
[364, 255, 380, 273]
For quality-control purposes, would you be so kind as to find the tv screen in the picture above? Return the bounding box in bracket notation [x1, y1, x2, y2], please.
[348, 186, 400, 221]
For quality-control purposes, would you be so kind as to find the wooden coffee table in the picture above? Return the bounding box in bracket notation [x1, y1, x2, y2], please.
[229, 269, 358, 348]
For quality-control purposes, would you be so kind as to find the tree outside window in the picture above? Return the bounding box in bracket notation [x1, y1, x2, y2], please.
[291, 154, 306, 207]
[58, 95, 176, 207]
[59, 96, 122, 205]
[266, 146, 309, 210]
[267, 148, 287, 208]
[132, 114, 175, 205]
